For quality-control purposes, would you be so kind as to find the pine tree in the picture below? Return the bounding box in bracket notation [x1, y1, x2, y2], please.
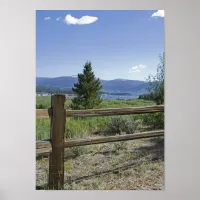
[70, 61, 102, 109]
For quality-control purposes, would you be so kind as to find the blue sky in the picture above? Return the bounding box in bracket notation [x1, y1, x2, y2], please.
[36, 10, 164, 81]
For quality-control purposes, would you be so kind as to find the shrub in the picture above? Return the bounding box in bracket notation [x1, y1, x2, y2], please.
[36, 103, 46, 109]
[105, 116, 138, 135]
[141, 112, 164, 131]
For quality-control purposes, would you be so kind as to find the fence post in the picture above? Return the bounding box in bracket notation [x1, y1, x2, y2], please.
[48, 94, 66, 190]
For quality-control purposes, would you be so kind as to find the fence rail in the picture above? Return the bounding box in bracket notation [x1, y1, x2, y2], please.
[36, 105, 164, 118]
[36, 130, 164, 155]
[36, 94, 164, 190]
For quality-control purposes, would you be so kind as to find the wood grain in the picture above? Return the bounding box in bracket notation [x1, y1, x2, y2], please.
[48, 95, 66, 190]
[36, 105, 164, 118]
[36, 130, 164, 155]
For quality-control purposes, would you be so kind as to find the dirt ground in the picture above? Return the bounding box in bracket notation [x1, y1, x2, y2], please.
[36, 136, 164, 190]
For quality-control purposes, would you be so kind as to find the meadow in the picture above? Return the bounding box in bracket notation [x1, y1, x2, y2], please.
[36, 96, 164, 190]
[36, 96, 156, 140]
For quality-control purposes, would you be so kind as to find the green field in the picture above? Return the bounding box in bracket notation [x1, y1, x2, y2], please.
[36, 96, 156, 140]
[36, 96, 164, 190]
[36, 96, 155, 109]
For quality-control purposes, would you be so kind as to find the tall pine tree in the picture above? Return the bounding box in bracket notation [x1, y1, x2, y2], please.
[70, 61, 102, 109]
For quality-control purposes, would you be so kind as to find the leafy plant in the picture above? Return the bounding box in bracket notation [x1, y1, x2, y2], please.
[146, 53, 164, 105]
[141, 113, 164, 131]
[105, 116, 138, 135]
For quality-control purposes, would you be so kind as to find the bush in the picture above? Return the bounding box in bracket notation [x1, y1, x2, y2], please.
[141, 112, 164, 131]
[36, 103, 46, 109]
[105, 116, 138, 135]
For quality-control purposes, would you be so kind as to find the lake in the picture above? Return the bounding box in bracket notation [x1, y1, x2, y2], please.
[100, 94, 138, 100]
[36, 93, 138, 100]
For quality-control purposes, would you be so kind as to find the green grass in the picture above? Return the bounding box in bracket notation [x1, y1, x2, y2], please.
[36, 97, 156, 140]
[36, 97, 164, 190]
[36, 96, 51, 109]
[36, 118, 50, 140]
[36, 96, 154, 109]
[99, 99, 155, 108]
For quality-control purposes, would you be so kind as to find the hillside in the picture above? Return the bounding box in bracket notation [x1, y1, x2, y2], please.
[36, 77, 149, 96]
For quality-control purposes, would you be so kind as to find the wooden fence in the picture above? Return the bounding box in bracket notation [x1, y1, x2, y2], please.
[36, 94, 164, 190]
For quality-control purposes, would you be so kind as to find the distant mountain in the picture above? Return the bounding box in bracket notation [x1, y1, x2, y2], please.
[36, 76, 149, 96]
[36, 77, 78, 89]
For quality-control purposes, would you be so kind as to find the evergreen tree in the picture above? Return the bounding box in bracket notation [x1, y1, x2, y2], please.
[70, 61, 102, 109]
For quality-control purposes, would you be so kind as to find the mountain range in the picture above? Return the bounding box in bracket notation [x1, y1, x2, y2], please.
[36, 76, 149, 96]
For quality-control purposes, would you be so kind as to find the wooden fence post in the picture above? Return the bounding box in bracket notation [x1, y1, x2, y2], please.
[48, 94, 66, 190]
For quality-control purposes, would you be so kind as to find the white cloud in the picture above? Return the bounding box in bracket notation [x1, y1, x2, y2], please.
[138, 64, 146, 68]
[129, 64, 146, 73]
[132, 66, 138, 70]
[56, 17, 62, 21]
[44, 17, 51, 20]
[64, 14, 98, 25]
[151, 10, 164, 18]
[129, 68, 140, 73]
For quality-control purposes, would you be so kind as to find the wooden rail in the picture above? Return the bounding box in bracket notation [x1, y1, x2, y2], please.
[36, 130, 164, 155]
[36, 94, 164, 190]
[36, 105, 164, 118]
[36, 139, 51, 154]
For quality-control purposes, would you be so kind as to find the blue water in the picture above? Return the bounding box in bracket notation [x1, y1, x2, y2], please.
[101, 95, 137, 100]
[36, 93, 138, 100]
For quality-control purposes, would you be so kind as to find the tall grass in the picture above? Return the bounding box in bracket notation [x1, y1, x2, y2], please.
[36, 118, 50, 140]
[36, 97, 157, 141]
[36, 117, 110, 140]
[36, 96, 154, 109]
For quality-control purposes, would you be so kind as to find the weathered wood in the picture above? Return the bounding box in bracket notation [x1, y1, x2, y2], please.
[48, 95, 66, 190]
[64, 130, 164, 148]
[36, 140, 52, 155]
[36, 130, 164, 156]
[36, 109, 49, 118]
[36, 105, 164, 118]
[66, 105, 164, 117]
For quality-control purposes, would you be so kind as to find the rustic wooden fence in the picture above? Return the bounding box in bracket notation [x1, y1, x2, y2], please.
[36, 94, 164, 190]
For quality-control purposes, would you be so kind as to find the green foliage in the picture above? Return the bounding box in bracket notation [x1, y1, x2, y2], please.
[36, 96, 51, 109]
[99, 98, 154, 108]
[36, 98, 155, 141]
[36, 103, 46, 109]
[138, 94, 153, 101]
[146, 53, 164, 105]
[66, 117, 109, 139]
[36, 118, 50, 140]
[36, 96, 72, 109]
[70, 61, 102, 110]
[36, 95, 155, 110]
[141, 112, 164, 131]
[105, 116, 138, 135]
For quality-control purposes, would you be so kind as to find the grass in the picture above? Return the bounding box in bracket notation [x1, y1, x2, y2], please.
[36, 96, 155, 109]
[36, 137, 164, 190]
[36, 96, 156, 140]
[36, 96, 164, 190]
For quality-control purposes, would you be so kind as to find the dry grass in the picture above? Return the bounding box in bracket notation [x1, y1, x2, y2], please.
[36, 136, 164, 190]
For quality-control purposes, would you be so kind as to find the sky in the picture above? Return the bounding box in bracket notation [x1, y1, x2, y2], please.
[36, 10, 164, 81]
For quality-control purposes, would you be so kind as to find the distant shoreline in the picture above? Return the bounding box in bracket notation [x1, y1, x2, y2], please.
[36, 92, 133, 96]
